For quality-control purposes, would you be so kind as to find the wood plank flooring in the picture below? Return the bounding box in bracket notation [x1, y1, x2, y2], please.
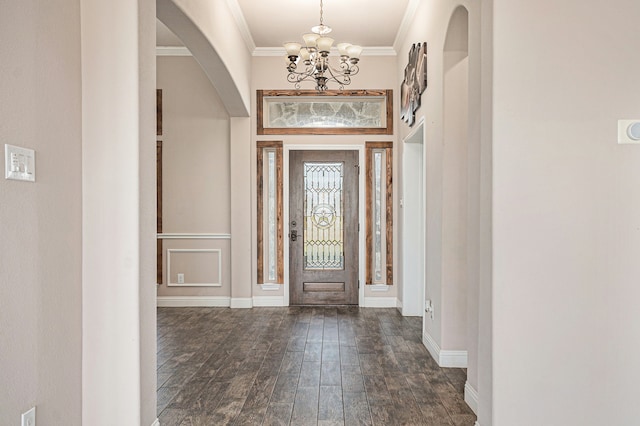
[157, 307, 477, 425]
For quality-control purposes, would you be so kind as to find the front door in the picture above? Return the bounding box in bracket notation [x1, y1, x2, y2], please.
[289, 150, 359, 305]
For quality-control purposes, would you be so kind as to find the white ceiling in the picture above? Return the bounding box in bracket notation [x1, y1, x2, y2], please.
[235, 0, 410, 48]
[156, 0, 414, 52]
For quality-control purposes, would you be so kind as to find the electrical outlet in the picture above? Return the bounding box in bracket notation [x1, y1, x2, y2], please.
[177, 273, 184, 284]
[21, 407, 36, 426]
[425, 300, 434, 319]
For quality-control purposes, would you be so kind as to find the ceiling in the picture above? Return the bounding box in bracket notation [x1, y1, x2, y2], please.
[157, 0, 414, 52]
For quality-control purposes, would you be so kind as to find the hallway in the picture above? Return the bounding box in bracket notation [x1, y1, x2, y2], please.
[157, 307, 476, 425]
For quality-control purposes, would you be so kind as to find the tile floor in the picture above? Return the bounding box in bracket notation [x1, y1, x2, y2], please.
[157, 306, 476, 425]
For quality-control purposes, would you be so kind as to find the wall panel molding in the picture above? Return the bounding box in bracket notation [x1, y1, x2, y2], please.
[166, 249, 222, 287]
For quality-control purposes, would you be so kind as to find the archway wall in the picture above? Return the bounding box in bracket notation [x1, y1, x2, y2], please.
[396, 0, 491, 424]
[157, 0, 251, 117]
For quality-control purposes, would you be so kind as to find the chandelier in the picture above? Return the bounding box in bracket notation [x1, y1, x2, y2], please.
[283, 0, 363, 91]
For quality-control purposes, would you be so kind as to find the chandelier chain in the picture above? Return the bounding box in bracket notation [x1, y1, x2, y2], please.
[319, 0, 324, 26]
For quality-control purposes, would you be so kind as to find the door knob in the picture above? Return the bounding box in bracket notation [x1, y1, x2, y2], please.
[290, 230, 298, 241]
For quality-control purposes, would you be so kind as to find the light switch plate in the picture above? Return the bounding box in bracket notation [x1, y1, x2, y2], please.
[21, 406, 36, 426]
[5, 144, 36, 182]
[618, 120, 640, 144]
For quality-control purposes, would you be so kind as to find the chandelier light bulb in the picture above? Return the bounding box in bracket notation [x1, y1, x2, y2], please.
[303, 33, 320, 48]
[283, 42, 302, 57]
[337, 43, 352, 56]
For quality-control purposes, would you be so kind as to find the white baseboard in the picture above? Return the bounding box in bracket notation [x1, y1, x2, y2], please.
[230, 297, 253, 308]
[151, 418, 160, 426]
[464, 381, 479, 415]
[475, 422, 481, 426]
[363, 297, 398, 308]
[253, 296, 285, 307]
[156, 296, 230, 307]
[422, 331, 468, 368]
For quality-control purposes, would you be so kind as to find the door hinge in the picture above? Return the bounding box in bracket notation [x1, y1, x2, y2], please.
[355, 164, 360, 175]
[358, 280, 360, 289]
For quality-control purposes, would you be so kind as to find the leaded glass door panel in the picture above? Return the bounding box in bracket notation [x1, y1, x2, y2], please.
[289, 150, 359, 305]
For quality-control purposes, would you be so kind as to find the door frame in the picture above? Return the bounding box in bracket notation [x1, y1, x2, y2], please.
[283, 144, 366, 306]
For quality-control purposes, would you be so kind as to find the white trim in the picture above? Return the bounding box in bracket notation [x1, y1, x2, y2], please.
[157, 296, 230, 307]
[464, 382, 479, 415]
[422, 331, 468, 368]
[224, 0, 256, 53]
[151, 418, 160, 426]
[260, 283, 281, 291]
[166, 249, 222, 287]
[393, 0, 421, 53]
[283, 144, 366, 308]
[440, 350, 468, 368]
[253, 46, 396, 57]
[156, 46, 192, 56]
[475, 423, 481, 426]
[363, 297, 398, 308]
[369, 284, 390, 292]
[230, 298, 253, 309]
[253, 296, 285, 307]
[157, 233, 231, 240]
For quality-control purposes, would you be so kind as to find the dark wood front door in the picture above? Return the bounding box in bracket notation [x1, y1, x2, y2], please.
[289, 150, 359, 305]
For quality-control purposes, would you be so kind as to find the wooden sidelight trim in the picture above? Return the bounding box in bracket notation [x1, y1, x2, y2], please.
[257, 141, 284, 284]
[156, 89, 163, 136]
[365, 142, 393, 285]
[156, 140, 163, 284]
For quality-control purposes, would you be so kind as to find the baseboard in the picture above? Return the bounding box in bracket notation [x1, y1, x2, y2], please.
[253, 296, 285, 307]
[151, 418, 160, 426]
[464, 381, 479, 415]
[156, 296, 230, 307]
[363, 297, 398, 308]
[230, 297, 253, 309]
[422, 331, 468, 368]
[475, 422, 481, 426]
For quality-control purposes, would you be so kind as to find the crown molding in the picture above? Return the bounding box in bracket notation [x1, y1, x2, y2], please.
[225, 0, 256, 53]
[156, 46, 192, 56]
[393, 0, 421, 53]
[253, 46, 397, 57]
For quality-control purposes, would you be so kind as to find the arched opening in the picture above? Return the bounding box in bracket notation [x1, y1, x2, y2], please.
[440, 4, 470, 363]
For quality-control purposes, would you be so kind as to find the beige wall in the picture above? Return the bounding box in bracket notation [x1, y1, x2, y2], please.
[250, 55, 400, 302]
[81, 0, 157, 424]
[0, 1, 83, 424]
[493, 0, 640, 424]
[156, 56, 232, 298]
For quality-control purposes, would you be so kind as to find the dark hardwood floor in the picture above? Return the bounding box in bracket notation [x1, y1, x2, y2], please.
[157, 307, 477, 425]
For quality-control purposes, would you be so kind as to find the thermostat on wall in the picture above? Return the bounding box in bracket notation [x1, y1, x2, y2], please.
[618, 120, 640, 144]
[5, 144, 36, 182]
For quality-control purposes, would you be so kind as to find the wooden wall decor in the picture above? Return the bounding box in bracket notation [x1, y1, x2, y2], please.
[156, 89, 163, 136]
[257, 89, 393, 135]
[365, 142, 393, 285]
[257, 141, 284, 285]
[400, 43, 427, 127]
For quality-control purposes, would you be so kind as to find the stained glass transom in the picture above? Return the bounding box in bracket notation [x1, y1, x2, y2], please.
[303, 162, 344, 270]
[266, 98, 385, 128]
